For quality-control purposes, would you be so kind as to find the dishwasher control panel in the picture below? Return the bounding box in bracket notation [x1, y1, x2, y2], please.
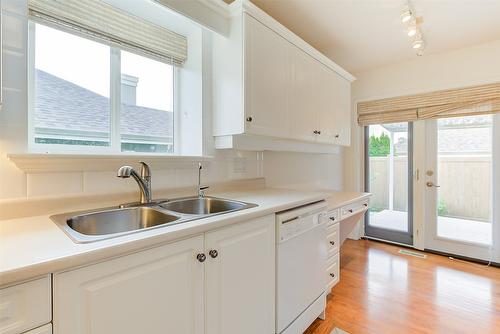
[276, 201, 327, 243]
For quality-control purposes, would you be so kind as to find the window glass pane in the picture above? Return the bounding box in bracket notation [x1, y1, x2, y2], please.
[120, 51, 174, 153]
[436, 115, 492, 244]
[367, 122, 409, 232]
[34, 24, 111, 147]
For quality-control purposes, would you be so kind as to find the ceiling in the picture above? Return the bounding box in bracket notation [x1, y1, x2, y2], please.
[248, 0, 500, 73]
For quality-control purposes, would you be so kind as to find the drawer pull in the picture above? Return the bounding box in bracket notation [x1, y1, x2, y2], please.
[363, 204, 368, 207]
[348, 209, 353, 213]
[329, 273, 335, 278]
[329, 241, 335, 246]
[329, 217, 336, 221]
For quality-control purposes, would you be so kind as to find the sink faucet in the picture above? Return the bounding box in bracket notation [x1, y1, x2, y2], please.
[198, 162, 209, 198]
[117, 161, 152, 204]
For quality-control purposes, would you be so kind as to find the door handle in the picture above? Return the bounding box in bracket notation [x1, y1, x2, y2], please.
[426, 181, 440, 188]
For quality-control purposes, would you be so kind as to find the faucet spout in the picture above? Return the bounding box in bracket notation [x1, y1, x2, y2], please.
[117, 162, 152, 204]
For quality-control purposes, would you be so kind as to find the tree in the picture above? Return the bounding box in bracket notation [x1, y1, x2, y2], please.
[369, 133, 390, 157]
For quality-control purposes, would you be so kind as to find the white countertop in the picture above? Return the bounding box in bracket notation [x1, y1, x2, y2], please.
[0, 188, 370, 287]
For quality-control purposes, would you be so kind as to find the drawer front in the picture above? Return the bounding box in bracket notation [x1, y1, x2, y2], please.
[326, 224, 340, 257]
[326, 209, 339, 227]
[326, 253, 340, 289]
[340, 199, 369, 220]
[0, 276, 51, 334]
[23, 324, 52, 334]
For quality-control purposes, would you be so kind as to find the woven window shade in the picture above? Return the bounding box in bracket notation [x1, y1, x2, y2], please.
[28, 0, 188, 66]
[358, 82, 500, 125]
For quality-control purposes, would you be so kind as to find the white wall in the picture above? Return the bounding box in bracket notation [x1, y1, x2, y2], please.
[0, 0, 343, 201]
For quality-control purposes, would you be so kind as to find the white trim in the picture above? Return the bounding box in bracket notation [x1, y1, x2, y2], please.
[412, 120, 426, 250]
[8, 153, 213, 173]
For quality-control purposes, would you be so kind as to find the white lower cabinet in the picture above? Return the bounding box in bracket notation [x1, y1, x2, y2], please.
[205, 215, 275, 334]
[53, 236, 205, 334]
[0, 276, 51, 334]
[53, 215, 275, 334]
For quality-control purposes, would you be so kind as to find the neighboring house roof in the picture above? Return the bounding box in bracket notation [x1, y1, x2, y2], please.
[392, 124, 491, 155]
[34, 70, 173, 142]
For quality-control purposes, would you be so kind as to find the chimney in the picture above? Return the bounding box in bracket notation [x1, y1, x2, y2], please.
[121, 74, 139, 105]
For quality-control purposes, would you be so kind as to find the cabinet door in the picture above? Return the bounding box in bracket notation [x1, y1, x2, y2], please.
[316, 63, 336, 144]
[53, 236, 205, 334]
[205, 215, 275, 334]
[244, 14, 289, 138]
[331, 72, 351, 146]
[289, 45, 318, 142]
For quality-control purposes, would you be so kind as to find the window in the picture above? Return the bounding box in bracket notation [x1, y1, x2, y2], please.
[31, 23, 175, 154]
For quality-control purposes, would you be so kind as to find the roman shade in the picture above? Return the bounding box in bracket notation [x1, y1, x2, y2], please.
[358, 82, 500, 125]
[28, 0, 188, 66]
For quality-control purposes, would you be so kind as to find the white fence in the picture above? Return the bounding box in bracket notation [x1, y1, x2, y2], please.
[369, 156, 491, 221]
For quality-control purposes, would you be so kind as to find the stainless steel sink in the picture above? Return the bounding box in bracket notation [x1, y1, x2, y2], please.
[67, 207, 180, 236]
[158, 197, 253, 215]
[51, 196, 257, 243]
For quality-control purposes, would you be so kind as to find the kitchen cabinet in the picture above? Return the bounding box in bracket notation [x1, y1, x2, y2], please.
[53, 215, 275, 334]
[53, 236, 205, 334]
[0, 276, 51, 334]
[244, 14, 289, 138]
[205, 215, 275, 334]
[213, 1, 355, 152]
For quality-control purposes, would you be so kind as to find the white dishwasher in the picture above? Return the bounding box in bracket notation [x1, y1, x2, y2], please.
[276, 201, 328, 334]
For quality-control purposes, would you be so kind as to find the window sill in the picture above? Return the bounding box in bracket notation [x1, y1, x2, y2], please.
[8, 153, 213, 173]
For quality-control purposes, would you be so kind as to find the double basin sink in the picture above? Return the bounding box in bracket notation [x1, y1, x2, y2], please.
[51, 197, 257, 243]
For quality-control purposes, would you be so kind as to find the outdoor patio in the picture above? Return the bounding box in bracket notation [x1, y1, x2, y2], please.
[370, 209, 492, 245]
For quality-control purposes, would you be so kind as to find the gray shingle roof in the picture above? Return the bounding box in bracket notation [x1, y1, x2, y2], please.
[34, 70, 173, 141]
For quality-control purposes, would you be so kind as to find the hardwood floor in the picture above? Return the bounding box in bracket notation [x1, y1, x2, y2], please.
[304, 239, 500, 334]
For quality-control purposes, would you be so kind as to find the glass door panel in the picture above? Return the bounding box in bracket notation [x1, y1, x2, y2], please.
[425, 115, 496, 261]
[365, 122, 413, 245]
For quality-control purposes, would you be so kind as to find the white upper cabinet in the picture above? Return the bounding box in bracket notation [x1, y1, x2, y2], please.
[213, 1, 355, 151]
[289, 45, 319, 143]
[244, 14, 289, 138]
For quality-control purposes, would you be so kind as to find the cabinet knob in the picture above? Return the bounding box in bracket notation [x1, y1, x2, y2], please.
[209, 249, 218, 258]
[317, 130, 321, 135]
[329, 273, 335, 278]
[329, 217, 335, 221]
[335, 134, 340, 138]
[196, 253, 206, 262]
[329, 241, 335, 246]
[363, 204, 368, 207]
[246, 116, 253, 122]
[313, 130, 318, 134]
[348, 209, 353, 213]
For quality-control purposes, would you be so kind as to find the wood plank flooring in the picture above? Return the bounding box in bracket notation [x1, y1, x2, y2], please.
[304, 239, 500, 334]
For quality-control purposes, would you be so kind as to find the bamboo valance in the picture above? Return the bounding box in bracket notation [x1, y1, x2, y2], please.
[28, 0, 188, 66]
[358, 82, 500, 125]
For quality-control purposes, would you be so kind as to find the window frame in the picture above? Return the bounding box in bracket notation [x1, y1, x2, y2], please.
[27, 21, 178, 155]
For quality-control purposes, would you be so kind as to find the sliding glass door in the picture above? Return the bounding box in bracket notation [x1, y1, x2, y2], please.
[364, 122, 413, 245]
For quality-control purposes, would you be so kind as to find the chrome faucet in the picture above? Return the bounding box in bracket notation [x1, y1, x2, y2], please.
[117, 161, 152, 204]
[198, 162, 209, 198]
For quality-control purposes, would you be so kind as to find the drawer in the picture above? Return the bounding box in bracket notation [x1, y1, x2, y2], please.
[0, 276, 51, 334]
[326, 225, 340, 257]
[326, 253, 340, 290]
[326, 209, 339, 227]
[23, 324, 52, 334]
[340, 199, 369, 220]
